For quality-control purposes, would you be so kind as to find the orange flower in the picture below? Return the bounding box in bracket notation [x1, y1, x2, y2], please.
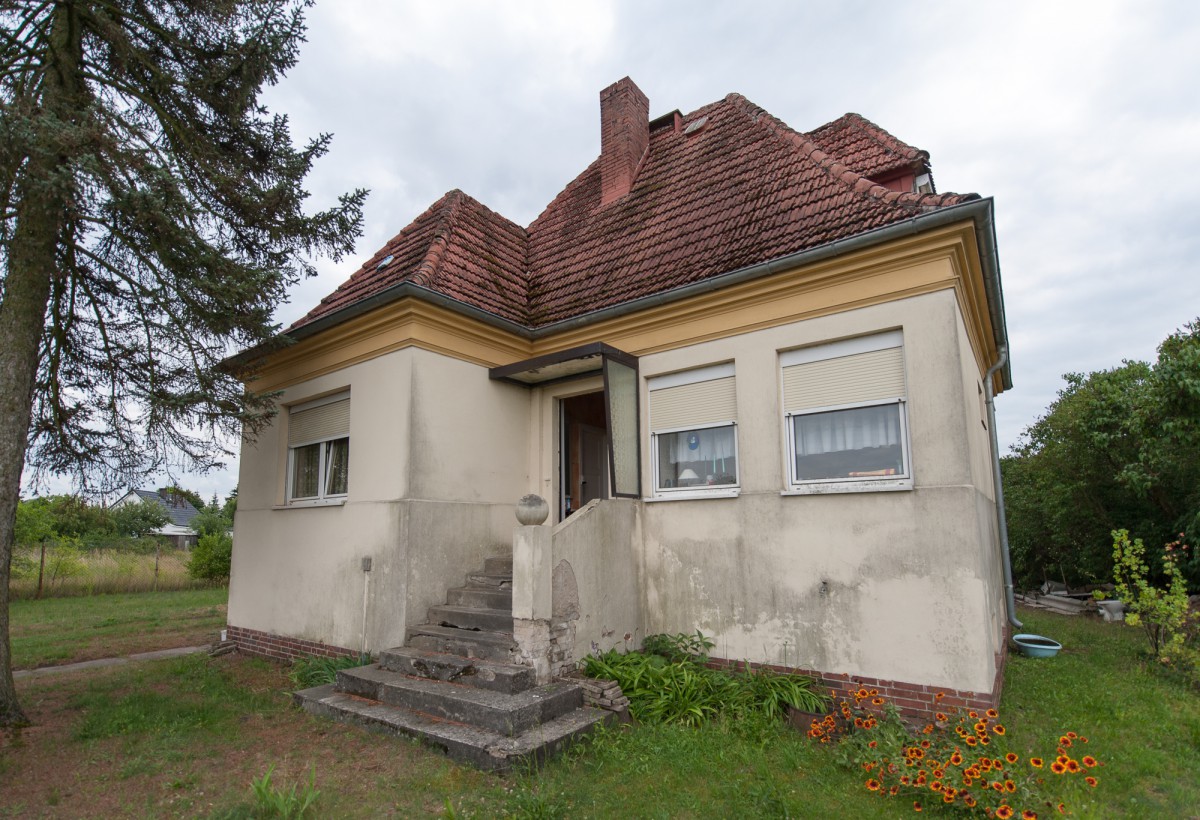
[1066, 760, 1081, 773]
[1066, 731, 1078, 739]
[935, 692, 946, 701]
[992, 781, 1004, 792]
[872, 697, 885, 706]
[1005, 780, 1016, 793]
[866, 778, 881, 791]
[913, 802, 922, 812]
[890, 785, 900, 796]
[996, 806, 1014, 819]
[950, 752, 963, 766]
[1058, 736, 1072, 747]
[936, 712, 948, 722]
[1056, 803, 1066, 815]
[1021, 811, 1038, 820]
[1082, 755, 1097, 768]
[986, 708, 999, 718]
[868, 741, 878, 749]
[1085, 776, 1098, 787]
[856, 687, 870, 699]
[1030, 758, 1044, 768]
[968, 710, 980, 719]
[993, 725, 1006, 735]
[965, 736, 977, 747]
[964, 794, 977, 808]
[1006, 753, 1019, 764]
[1051, 762, 1066, 774]
[943, 793, 955, 804]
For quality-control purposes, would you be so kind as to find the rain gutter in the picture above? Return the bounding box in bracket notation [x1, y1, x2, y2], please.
[985, 345, 1022, 629]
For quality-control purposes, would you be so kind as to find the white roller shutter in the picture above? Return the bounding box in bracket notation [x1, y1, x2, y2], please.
[782, 334, 905, 412]
[648, 364, 736, 431]
[288, 394, 350, 445]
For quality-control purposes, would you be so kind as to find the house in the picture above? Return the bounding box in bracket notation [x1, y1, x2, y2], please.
[112, 489, 203, 548]
[227, 78, 1016, 723]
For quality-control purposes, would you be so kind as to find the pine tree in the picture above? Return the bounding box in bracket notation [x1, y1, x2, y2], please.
[0, 1, 365, 727]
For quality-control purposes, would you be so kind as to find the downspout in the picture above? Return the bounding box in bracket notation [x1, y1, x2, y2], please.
[984, 347, 1021, 629]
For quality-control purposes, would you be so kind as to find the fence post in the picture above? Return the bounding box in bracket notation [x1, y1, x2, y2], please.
[36, 540, 47, 599]
[154, 542, 161, 592]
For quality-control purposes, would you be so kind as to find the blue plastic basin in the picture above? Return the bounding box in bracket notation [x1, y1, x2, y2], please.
[1013, 634, 1062, 658]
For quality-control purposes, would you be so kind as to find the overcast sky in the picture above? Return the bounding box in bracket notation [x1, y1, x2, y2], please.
[74, 1, 1200, 502]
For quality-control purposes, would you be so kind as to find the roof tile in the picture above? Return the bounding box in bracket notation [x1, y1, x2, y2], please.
[290, 89, 977, 334]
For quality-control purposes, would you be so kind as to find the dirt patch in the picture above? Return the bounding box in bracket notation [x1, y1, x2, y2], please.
[0, 654, 507, 818]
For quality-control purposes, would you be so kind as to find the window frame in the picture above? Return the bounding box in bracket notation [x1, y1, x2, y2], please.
[650, 419, 740, 498]
[285, 392, 350, 506]
[646, 363, 740, 500]
[780, 333, 913, 495]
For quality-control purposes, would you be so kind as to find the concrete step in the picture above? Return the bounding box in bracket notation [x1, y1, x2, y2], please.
[483, 555, 513, 575]
[406, 624, 517, 663]
[379, 646, 535, 695]
[428, 604, 512, 633]
[294, 684, 611, 773]
[337, 665, 583, 736]
[466, 572, 512, 589]
[446, 585, 512, 611]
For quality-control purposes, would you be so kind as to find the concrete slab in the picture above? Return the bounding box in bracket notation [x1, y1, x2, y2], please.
[13, 645, 210, 679]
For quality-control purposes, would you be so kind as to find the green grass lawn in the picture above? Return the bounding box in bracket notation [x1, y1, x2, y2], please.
[9, 586, 228, 669]
[2, 602, 1197, 818]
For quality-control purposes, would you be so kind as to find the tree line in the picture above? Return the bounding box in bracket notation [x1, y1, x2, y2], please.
[1002, 319, 1200, 593]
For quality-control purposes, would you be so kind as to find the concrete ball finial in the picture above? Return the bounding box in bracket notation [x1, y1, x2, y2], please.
[516, 494, 549, 526]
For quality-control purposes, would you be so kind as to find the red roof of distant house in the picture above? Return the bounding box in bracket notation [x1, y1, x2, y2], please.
[291, 83, 977, 334]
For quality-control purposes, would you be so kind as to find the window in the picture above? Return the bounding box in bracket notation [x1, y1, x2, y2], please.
[648, 364, 738, 495]
[287, 392, 350, 503]
[781, 332, 910, 489]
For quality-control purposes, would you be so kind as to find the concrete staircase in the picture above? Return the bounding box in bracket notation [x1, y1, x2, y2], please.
[293, 554, 609, 772]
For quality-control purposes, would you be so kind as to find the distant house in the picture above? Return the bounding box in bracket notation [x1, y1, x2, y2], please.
[112, 489, 202, 549]
[227, 77, 1015, 722]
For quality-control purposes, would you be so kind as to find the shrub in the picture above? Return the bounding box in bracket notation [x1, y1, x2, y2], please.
[1109, 529, 1196, 661]
[581, 631, 826, 726]
[188, 532, 233, 581]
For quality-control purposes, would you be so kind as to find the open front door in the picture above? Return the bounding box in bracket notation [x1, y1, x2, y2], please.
[490, 342, 641, 521]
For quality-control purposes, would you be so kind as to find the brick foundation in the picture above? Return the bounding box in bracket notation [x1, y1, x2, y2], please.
[226, 624, 359, 663]
[709, 645, 1007, 725]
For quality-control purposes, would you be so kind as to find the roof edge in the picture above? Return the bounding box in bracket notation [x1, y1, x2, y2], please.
[241, 199, 1009, 388]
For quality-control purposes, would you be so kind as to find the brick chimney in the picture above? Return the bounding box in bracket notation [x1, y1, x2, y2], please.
[599, 77, 649, 206]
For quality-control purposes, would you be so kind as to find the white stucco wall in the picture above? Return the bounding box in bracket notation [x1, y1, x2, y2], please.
[229, 346, 532, 653]
[231, 286, 1005, 696]
[632, 289, 1006, 694]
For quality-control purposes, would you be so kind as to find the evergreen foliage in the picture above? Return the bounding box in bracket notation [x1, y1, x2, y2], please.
[0, 0, 365, 728]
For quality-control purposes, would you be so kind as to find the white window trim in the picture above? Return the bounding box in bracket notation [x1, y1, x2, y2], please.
[649, 419, 740, 499]
[286, 437, 350, 505]
[784, 398, 911, 491]
[285, 390, 351, 505]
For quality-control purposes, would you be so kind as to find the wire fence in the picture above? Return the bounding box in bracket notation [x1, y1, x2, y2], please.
[10, 538, 219, 600]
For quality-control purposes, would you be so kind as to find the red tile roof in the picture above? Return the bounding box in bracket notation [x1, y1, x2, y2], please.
[806, 112, 930, 182]
[291, 90, 976, 333]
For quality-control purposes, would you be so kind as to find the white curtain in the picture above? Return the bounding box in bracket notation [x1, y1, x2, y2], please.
[664, 426, 736, 463]
[794, 404, 899, 456]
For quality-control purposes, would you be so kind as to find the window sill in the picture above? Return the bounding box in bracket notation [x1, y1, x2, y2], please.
[781, 479, 912, 496]
[645, 488, 740, 502]
[273, 498, 347, 510]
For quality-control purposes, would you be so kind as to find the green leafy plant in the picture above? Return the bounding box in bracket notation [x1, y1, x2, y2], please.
[289, 654, 370, 689]
[812, 687, 1103, 817]
[188, 532, 233, 581]
[582, 632, 825, 726]
[642, 630, 715, 662]
[1110, 529, 1196, 661]
[249, 764, 320, 819]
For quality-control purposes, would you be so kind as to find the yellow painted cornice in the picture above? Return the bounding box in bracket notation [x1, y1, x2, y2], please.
[247, 220, 1002, 393]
